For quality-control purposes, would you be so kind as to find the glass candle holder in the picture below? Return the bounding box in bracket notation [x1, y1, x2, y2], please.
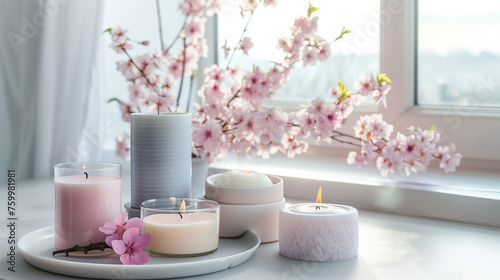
[54, 162, 122, 250]
[141, 198, 220, 258]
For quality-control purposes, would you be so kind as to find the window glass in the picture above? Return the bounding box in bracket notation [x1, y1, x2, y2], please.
[217, 0, 380, 101]
[418, 0, 500, 107]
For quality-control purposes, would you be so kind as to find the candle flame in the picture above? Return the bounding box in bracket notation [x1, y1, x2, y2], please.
[241, 162, 251, 174]
[83, 164, 86, 169]
[180, 200, 186, 212]
[316, 186, 322, 203]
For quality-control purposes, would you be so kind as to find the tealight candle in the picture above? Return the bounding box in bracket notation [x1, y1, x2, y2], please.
[279, 187, 359, 262]
[141, 198, 219, 257]
[54, 163, 122, 250]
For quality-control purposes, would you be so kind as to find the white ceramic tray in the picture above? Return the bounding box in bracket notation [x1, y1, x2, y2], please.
[19, 226, 260, 279]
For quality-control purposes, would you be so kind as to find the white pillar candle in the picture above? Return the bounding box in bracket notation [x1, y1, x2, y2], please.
[54, 163, 121, 250]
[130, 113, 191, 211]
[141, 198, 219, 257]
[279, 188, 358, 261]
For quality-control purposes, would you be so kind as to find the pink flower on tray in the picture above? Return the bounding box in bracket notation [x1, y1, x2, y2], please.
[99, 211, 143, 247]
[112, 228, 151, 265]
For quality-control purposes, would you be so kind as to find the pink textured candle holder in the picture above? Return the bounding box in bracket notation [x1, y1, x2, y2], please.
[279, 204, 359, 262]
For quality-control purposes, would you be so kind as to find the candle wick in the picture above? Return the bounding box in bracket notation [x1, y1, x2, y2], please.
[157, 106, 160, 115]
[178, 213, 183, 219]
[315, 206, 320, 210]
[84, 172, 88, 181]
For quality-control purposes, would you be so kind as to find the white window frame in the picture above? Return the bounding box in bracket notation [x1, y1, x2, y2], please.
[380, 0, 500, 162]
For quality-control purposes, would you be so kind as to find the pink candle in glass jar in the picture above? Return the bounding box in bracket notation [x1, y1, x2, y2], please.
[54, 163, 122, 250]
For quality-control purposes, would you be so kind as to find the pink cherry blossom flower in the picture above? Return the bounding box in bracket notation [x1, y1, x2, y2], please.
[263, 0, 279, 7]
[303, 47, 318, 66]
[354, 75, 374, 96]
[240, 37, 254, 55]
[111, 228, 151, 265]
[226, 65, 243, 83]
[371, 84, 391, 108]
[120, 102, 136, 122]
[128, 84, 147, 106]
[367, 114, 393, 141]
[167, 59, 184, 79]
[317, 43, 331, 62]
[109, 41, 133, 54]
[180, 0, 205, 16]
[347, 151, 370, 166]
[206, 0, 223, 16]
[307, 97, 326, 115]
[317, 110, 341, 138]
[438, 143, 462, 173]
[111, 24, 127, 45]
[329, 87, 339, 97]
[397, 133, 420, 162]
[236, 113, 256, 141]
[204, 64, 225, 83]
[277, 37, 291, 53]
[376, 151, 403, 177]
[240, 0, 259, 12]
[184, 17, 207, 41]
[193, 119, 224, 153]
[254, 107, 288, 140]
[353, 115, 372, 141]
[117, 60, 140, 81]
[221, 39, 231, 59]
[115, 133, 130, 162]
[99, 211, 144, 247]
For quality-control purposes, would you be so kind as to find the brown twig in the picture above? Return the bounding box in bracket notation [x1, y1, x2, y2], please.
[176, 37, 188, 108]
[52, 242, 111, 257]
[164, 13, 190, 56]
[226, 9, 256, 68]
[330, 131, 362, 147]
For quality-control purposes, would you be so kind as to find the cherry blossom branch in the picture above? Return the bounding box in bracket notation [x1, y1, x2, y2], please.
[330, 132, 362, 148]
[226, 90, 241, 106]
[155, 0, 165, 50]
[226, 10, 255, 69]
[186, 72, 195, 111]
[52, 242, 111, 257]
[164, 13, 190, 55]
[120, 46, 161, 97]
[176, 37, 188, 108]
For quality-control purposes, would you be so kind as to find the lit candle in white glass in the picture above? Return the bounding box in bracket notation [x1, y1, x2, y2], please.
[141, 198, 219, 257]
[279, 187, 359, 262]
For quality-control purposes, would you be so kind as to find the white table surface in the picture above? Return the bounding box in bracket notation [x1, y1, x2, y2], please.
[1, 177, 500, 280]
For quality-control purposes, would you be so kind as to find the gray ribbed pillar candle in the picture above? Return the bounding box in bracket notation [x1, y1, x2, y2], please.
[130, 113, 191, 210]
